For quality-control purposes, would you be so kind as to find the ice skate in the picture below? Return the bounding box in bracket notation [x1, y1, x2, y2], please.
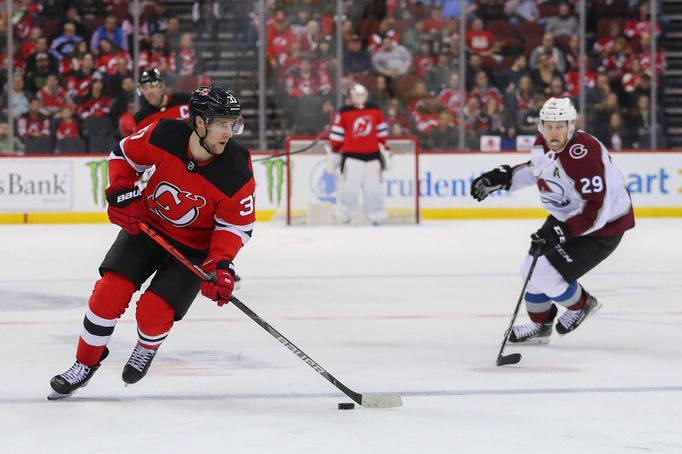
[48, 348, 109, 400]
[556, 294, 602, 335]
[122, 342, 158, 385]
[508, 321, 553, 344]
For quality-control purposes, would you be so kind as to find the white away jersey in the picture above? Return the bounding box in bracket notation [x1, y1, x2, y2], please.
[510, 131, 635, 237]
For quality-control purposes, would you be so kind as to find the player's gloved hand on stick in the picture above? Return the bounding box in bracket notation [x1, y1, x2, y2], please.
[529, 215, 570, 257]
[470, 165, 513, 201]
[200, 257, 236, 306]
[105, 186, 145, 235]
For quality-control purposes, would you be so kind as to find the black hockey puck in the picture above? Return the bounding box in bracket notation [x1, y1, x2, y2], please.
[337, 402, 355, 410]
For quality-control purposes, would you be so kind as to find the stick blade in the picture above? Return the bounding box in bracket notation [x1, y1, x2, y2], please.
[496, 353, 522, 366]
[361, 393, 403, 408]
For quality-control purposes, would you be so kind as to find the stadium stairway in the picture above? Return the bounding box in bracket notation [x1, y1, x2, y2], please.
[662, 0, 682, 149]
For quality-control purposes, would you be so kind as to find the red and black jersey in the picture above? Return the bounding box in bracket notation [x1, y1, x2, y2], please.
[109, 119, 256, 260]
[329, 103, 388, 154]
[134, 93, 191, 131]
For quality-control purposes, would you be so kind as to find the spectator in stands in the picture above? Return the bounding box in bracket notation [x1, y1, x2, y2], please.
[544, 2, 579, 38]
[504, 74, 535, 114]
[412, 41, 436, 78]
[26, 37, 59, 76]
[139, 33, 177, 76]
[441, 0, 477, 20]
[0, 72, 31, 120]
[372, 75, 392, 111]
[590, 92, 620, 141]
[585, 72, 612, 112]
[530, 52, 562, 95]
[470, 70, 503, 108]
[628, 93, 667, 149]
[54, 106, 81, 141]
[109, 76, 135, 120]
[465, 53, 489, 91]
[50, 23, 84, 61]
[516, 94, 544, 136]
[118, 100, 137, 139]
[17, 98, 51, 140]
[437, 73, 464, 116]
[77, 76, 112, 122]
[529, 33, 566, 74]
[38, 73, 71, 117]
[401, 20, 427, 54]
[285, 55, 331, 97]
[624, 2, 662, 41]
[78, 0, 109, 30]
[64, 6, 89, 39]
[96, 38, 131, 77]
[498, 54, 529, 92]
[106, 56, 134, 98]
[164, 16, 183, 51]
[176, 33, 203, 77]
[143, 0, 172, 37]
[427, 111, 458, 150]
[563, 35, 580, 71]
[604, 112, 633, 150]
[371, 38, 412, 96]
[484, 97, 506, 136]
[22, 28, 44, 63]
[0, 120, 26, 155]
[461, 96, 488, 149]
[547, 76, 573, 101]
[466, 18, 497, 58]
[425, 53, 455, 95]
[91, 15, 129, 53]
[25, 52, 54, 94]
[65, 53, 100, 102]
[300, 20, 324, 54]
[504, 0, 539, 25]
[344, 35, 373, 75]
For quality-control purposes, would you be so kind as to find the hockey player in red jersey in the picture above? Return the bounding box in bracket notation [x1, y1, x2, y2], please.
[329, 83, 390, 225]
[48, 85, 255, 399]
[134, 68, 191, 131]
[471, 97, 634, 344]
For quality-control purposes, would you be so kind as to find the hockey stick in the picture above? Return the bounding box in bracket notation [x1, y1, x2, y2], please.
[496, 252, 541, 366]
[139, 222, 402, 408]
[252, 129, 329, 163]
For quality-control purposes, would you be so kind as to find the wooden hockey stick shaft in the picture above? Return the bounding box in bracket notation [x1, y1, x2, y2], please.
[496, 253, 540, 366]
[138, 222, 402, 408]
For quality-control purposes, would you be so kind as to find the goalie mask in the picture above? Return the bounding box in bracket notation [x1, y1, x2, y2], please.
[190, 85, 244, 136]
[349, 83, 368, 109]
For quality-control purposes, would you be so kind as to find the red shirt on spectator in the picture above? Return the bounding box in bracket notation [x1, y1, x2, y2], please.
[437, 87, 465, 114]
[97, 51, 132, 76]
[413, 54, 435, 77]
[78, 95, 112, 120]
[623, 20, 662, 40]
[17, 115, 50, 138]
[638, 51, 666, 75]
[564, 70, 597, 96]
[268, 28, 299, 61]
[285, 69, 331, 97]
[139, 50, 176, 74]
[466, 31, 494, 54]
[38, 86, 68, 115]
[56, 119, 80, 140]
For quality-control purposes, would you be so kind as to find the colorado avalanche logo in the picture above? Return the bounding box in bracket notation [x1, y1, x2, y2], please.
[568, 144, 588, 159]
[352, 115, 374, 138]
[538, 179, 571, 208]
[148, 182, 206, 226]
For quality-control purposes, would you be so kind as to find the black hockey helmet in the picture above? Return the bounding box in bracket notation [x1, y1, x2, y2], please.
[138, 68, 165, 85]
[189, 85, 243, 134]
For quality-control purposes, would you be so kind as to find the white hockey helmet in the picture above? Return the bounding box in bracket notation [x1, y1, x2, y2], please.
[538, 97, 577, 136]
[349, 83, 368, 108]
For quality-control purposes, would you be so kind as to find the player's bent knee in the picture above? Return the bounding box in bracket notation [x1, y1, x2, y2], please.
[136, 291, 175, 334]
[89, 272, 136, 319]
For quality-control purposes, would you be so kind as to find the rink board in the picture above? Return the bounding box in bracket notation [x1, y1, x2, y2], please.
[0, 152, 681, 223]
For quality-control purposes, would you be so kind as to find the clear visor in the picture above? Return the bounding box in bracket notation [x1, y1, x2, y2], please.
[139, 81, 164, 93]
[206, 116, 244, 135]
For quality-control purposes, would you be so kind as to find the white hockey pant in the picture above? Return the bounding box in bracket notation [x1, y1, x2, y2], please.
[336, 158, 387, 224]
[520, 255, 581, 317]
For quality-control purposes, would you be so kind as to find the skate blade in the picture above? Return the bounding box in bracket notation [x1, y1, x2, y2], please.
[47, 390, 72, 400]
[510, 337, 551, 345]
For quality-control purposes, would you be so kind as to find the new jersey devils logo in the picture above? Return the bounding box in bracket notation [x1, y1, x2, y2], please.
[148, 182, 206, 226]
[352, 115, 374, 138]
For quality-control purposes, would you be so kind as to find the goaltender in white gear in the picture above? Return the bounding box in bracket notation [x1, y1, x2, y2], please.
[329, 83, 390, 224]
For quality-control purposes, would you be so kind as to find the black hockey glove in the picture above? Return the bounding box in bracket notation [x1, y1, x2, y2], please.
[470, 165, 513, 202]
[529, 215, 570, 257]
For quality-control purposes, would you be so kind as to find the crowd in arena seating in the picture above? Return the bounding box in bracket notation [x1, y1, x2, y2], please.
[266, 0, 668, 151]
[0, 0, 670, 154]
[0, 0, 204, 155]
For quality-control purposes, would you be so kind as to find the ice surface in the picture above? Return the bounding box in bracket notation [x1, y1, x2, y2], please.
[0, 219, 680, 453]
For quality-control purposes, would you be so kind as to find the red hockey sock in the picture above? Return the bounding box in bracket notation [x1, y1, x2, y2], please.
[135, 291, 175, 350]
[567, 288, 589, 311]
[77, 272, 136, 366]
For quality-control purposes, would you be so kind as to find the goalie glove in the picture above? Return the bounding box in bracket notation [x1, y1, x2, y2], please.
[380, 142, 393, 171]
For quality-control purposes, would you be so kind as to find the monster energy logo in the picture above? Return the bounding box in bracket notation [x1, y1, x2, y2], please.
[86, 159, 108, 207]
[262, 159, 285, 205]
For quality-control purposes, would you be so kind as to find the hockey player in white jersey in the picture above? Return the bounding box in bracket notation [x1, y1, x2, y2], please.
[471, 97, 635, 344]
